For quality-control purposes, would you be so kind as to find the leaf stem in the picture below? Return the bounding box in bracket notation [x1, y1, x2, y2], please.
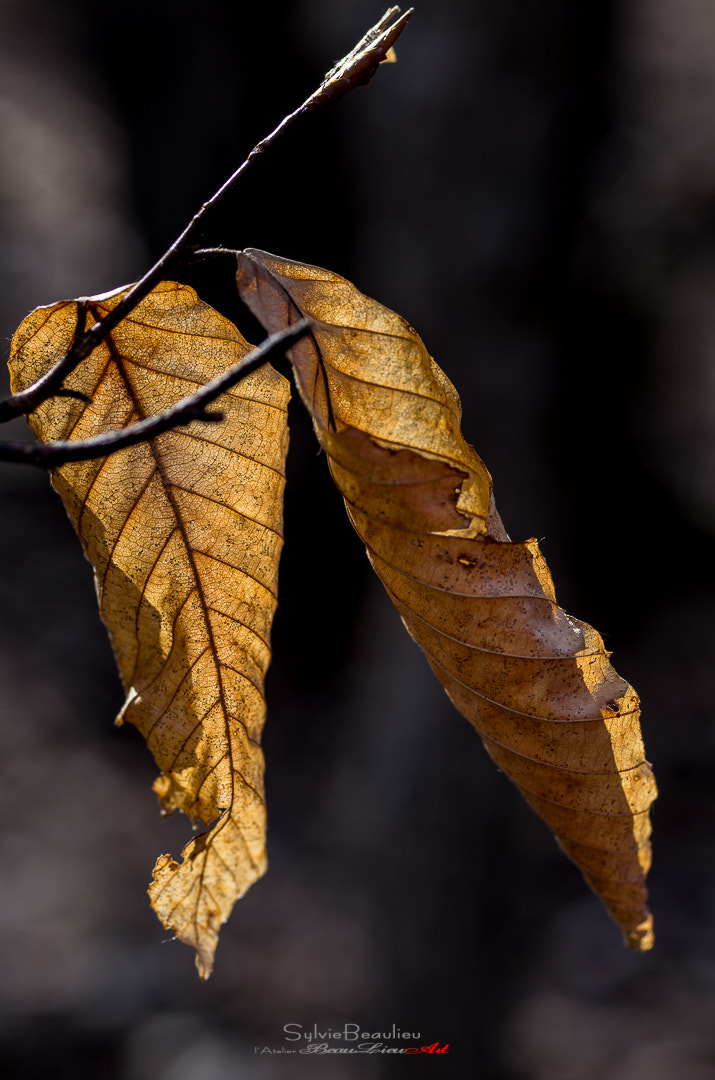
[0, 7, 412, 424]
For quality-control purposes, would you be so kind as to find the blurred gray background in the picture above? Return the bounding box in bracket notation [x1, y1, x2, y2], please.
[1, 0, 715, 1076]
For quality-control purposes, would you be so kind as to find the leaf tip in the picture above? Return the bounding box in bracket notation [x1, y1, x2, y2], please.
[195, 948, 216, 981]
[624, 914, 655, 953]
[148, 851, 219, 980]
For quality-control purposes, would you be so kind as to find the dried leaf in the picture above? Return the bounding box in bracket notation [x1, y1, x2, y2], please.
[9, 281, 290, 977]
[236, 249, 658, 951]
[305, 6, 413, 110]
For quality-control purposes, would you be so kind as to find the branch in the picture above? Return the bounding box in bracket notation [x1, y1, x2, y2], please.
[0, 301, 89, 423]
[0, 6, 412, 424]
[0, 320, 310, 468]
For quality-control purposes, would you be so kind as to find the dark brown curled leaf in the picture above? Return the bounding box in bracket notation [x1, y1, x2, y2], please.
[235, 248, 657, 951]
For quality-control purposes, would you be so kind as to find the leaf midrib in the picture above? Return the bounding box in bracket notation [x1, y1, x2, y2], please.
[97, 319, 241, 831]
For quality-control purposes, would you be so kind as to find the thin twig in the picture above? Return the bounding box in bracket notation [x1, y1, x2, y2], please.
[0, 320, 310, 468]
[182, 247, 242, 266]
[0, 7, 412, 424]
[0, 300, 89, 423]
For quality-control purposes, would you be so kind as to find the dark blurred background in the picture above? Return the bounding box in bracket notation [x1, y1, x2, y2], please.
[1, 0, 715, 1076]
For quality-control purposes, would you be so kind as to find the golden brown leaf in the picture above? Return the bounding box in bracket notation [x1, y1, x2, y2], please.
[236, 249, 658, 951]
[9, 281, 290, 977]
